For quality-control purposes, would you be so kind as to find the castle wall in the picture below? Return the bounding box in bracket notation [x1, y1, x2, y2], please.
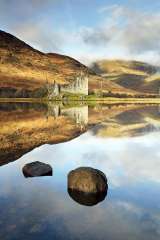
[61, 73, 88, 95]
[46, 82, 60, 98]
[46, 71, 89, 98]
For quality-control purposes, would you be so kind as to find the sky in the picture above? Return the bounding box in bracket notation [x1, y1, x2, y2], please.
[1, 0, 160, 65]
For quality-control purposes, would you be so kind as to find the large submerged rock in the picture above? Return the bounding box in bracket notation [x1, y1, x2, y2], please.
[22, 161, 52, 178]
[68, 167, 108, 206]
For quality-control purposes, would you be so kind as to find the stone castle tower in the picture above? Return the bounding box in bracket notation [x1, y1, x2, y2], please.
[46, 80, 60, 99]
[46, 70, 88, 98]
[61, 70, 88, 95]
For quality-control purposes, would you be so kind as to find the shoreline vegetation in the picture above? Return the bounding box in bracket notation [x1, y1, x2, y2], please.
[1, 97, 160, 104]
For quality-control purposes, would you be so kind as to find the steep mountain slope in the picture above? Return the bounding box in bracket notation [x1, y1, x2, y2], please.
[92, 60, 160, 94]
[0, 30, 88, 97]
[0, 30, 137, 98]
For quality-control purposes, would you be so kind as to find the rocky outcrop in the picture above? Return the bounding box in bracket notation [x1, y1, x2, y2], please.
[22, 161, 52, 177]
[68, 167, 108, 206]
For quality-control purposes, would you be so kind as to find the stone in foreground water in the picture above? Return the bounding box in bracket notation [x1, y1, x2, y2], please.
[68, 167, 108, 206]
[22, 161, 52, 178]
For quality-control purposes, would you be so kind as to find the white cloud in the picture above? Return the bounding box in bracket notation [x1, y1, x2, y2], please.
[12, 22, 65, 53]
[80, 5, 160, 64]
[2, 2, 160, 65]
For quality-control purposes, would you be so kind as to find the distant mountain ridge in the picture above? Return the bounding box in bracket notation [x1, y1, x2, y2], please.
[91, 60, 160, 94]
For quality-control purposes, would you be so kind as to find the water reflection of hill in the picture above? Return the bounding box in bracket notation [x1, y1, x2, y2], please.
[92, 105, 160, 138]
[0, 102, 160, 165]
[0, 103, 88, 166]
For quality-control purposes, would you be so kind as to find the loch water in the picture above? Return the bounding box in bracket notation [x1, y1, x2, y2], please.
[0, 102, 160, 240]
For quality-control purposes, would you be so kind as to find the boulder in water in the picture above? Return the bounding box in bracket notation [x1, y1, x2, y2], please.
[22, 161, 52, 178]
[68, 167, 108, 206]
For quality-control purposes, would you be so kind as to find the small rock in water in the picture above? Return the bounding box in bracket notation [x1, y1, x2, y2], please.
[22, 161, 52, 178]
[68, 167, 108, 206]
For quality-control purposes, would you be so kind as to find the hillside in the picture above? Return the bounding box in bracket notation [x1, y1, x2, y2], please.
[91, 60, 160, 94]
[0, 30, 137, 98]
[0, 30, 88, 97]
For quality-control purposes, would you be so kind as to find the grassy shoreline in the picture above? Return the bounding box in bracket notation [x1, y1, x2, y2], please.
[0, 98, 44, 103]
[1, 97, 160, 104]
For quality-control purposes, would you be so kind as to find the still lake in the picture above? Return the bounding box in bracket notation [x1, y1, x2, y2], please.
[0, 102, 160, 240]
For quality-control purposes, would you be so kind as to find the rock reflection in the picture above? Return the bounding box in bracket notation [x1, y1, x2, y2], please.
[68, 188, 108, 206]
[68, 167, 108, 206]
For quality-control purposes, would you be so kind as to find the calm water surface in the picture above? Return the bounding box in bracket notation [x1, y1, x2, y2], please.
[0, 102, 160, 240]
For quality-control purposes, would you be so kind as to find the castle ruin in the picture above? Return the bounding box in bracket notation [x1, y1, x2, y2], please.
[61, 70, 88, 95]
[46, 70, 88, 98]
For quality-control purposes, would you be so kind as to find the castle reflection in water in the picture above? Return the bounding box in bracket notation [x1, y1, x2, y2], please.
[47, 103, 88, 130]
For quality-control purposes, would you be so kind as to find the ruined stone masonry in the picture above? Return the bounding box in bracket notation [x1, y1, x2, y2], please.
[61, 71, 88, 95]
[46, 70, 88, 98]
[46, 81, 60, 99]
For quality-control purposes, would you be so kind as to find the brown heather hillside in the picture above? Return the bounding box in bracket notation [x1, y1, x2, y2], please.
[0, 30, 87, 97]
[92, 60, 160, 94]
[0, 30, 137, 98]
